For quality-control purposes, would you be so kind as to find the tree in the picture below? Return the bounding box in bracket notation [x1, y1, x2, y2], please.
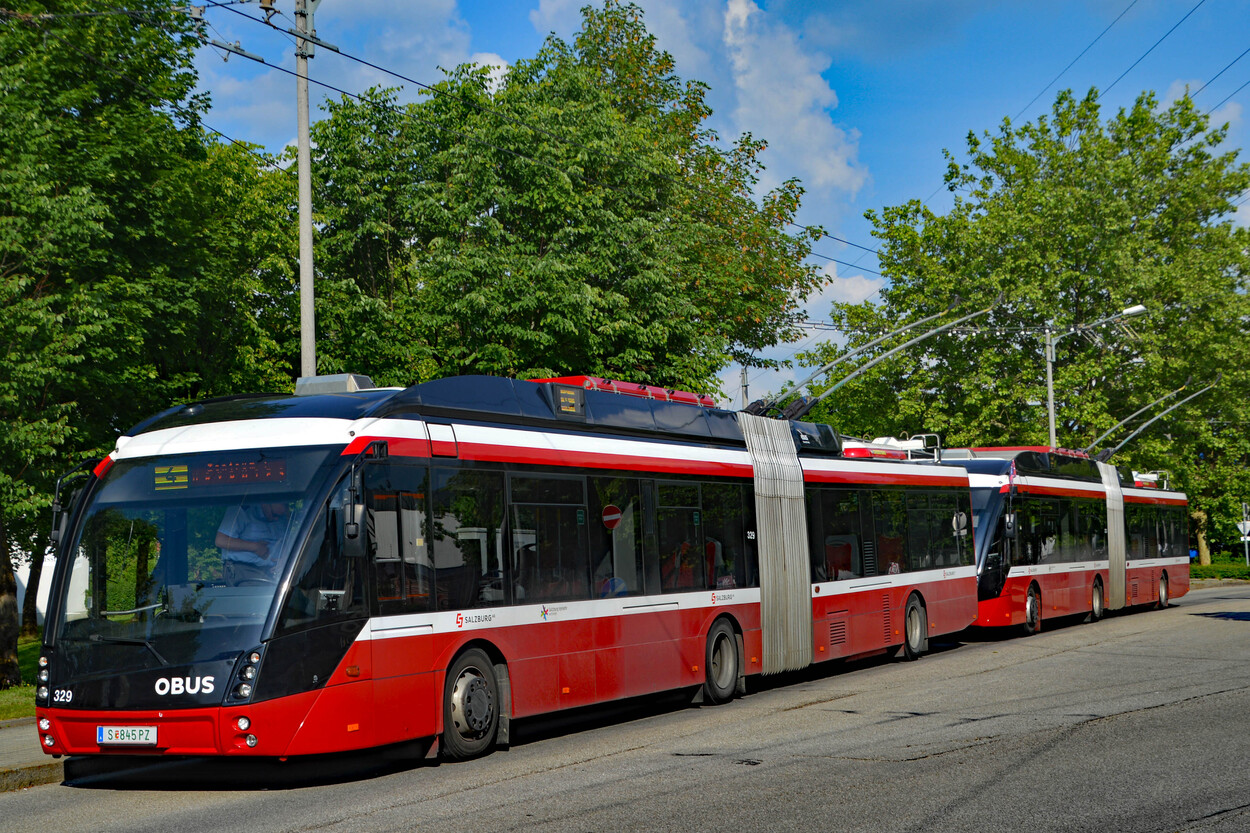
[0, 0, 299, 685]
[307, 1, 822, 392]
[798, 90, 1250, 553]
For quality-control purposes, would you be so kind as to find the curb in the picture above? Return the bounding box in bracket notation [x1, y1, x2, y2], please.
[0, 761, 63, 792]
[1190, 578, 1250, 588]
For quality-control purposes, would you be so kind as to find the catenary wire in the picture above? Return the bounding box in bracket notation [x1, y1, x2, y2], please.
[1100, 0, 1206, 98]
[1193, 44, 1250, 98]
[1015, 0, 1140, 119]
[0, 9, 292, 180]
[198, 0, 889, 274]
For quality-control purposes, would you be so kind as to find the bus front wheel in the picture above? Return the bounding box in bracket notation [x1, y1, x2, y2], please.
[1157, 574, 1169, 610]
[703, 619, 739, 704]
[442, 648, 499, 761]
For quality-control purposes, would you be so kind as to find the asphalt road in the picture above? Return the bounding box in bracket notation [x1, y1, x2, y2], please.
[4, 584, 1249, 833]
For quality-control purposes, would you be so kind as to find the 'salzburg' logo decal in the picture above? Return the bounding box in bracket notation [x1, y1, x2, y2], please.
[154, 676, 215, 696]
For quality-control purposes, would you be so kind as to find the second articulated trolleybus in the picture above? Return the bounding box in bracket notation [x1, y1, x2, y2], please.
[35, 374, 979, 761]
[942, 447, 1189, 633]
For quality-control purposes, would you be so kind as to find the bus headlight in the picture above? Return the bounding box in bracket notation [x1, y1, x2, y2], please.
[228, 646, 264, 703]
[39, 718, 51, 731]
[236, 716, 251, 731]
[37, 686, 49, 701]
[38, 669, 49, 683]
[43, 735, 55, 747]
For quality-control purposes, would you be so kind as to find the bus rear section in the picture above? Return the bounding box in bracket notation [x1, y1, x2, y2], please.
[949, 448, 1188, 633]
[803, 458, 978, 662]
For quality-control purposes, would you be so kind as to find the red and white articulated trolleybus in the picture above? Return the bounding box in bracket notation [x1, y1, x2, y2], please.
[35, 374, 978, 762]
[941, 447, 1189, 633]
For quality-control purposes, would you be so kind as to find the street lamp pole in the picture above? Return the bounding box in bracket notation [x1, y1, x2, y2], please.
[1044, 304, 1147, 450]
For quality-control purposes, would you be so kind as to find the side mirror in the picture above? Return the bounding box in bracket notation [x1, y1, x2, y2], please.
[342, 502, 366, 558]
[1004, 512, 1017, 538]
[341, 463, 366, 558]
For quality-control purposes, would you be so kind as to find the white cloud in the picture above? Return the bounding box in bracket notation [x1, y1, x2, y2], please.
[1163, 78, 1201, 107]
[194, 0, 477, 152]
[529, 0, 583, 39]
[721, 0, 868, 198]
[1209, 99, 1243, 131]
[470, 53, 510, 93]
[820, 268, 886, 307]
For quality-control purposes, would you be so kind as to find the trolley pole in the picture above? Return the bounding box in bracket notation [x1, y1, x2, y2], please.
[295, 0, 318, 378]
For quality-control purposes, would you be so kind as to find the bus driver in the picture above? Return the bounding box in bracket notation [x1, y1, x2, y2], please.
[216, 501, 290, 584]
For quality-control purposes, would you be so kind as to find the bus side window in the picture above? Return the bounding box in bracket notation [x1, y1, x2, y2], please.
[703, 482, 751, 589]
[810, 487, 860, 581]
[432, 468, 507, 609]
[588, 477, 643, 597]
[656, 482, 702, 592]
[871, 490, 907, 575]
[509, 474, 589, 603]
[365, 462, 433, 615]
[278, 476, 366, 633]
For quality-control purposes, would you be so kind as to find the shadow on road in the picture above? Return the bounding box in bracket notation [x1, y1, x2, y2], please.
[1191, 611, 1250, 621]
[61, 741, 433, 791]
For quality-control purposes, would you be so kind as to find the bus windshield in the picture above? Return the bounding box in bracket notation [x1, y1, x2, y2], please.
[969, 486, 1005, 567]
[52, 446, 341, 678]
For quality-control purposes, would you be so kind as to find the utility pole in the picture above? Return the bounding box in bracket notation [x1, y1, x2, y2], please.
[1044, 329, 1057, 448]
[294, 0, 319, 378]
[740, 367, 748, 410]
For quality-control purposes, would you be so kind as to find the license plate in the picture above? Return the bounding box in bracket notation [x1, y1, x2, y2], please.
[96, 725, 158, 746]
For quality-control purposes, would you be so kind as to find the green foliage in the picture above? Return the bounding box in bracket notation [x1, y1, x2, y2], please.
[0, 634, 40, 717]
[1190, 562, 1250, 581]
[306, 1, 821, 392]
[0, 1, 302, 682]
[799, 90, 1250, 545]
[0, 1, 299, 528]
[18, 633, 39, 685]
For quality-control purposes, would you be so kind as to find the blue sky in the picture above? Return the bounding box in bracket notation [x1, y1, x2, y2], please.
[193, 0, 1250, 404]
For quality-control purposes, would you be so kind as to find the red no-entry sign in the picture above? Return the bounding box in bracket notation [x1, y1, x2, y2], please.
[602, 504, 622, 530]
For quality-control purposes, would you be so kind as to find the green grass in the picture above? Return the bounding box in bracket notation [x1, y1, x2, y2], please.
[0, 684, 35, 721]
[0, 633, 43, 721]
[1191, 550, 1250, 581]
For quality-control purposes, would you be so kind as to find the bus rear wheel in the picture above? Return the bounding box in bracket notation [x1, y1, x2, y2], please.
[1089, 578, 1104, 622]
[1022, 584, 1042, 636]
[1157, 574, 1169, 610]
[442, 648, 499, 761]
[902, 595, 928, 661]
[703, 619, 739, 705]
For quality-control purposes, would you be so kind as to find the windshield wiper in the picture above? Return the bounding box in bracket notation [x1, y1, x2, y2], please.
[86, 634, 169, 666]
[100, 602, 163, 617]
